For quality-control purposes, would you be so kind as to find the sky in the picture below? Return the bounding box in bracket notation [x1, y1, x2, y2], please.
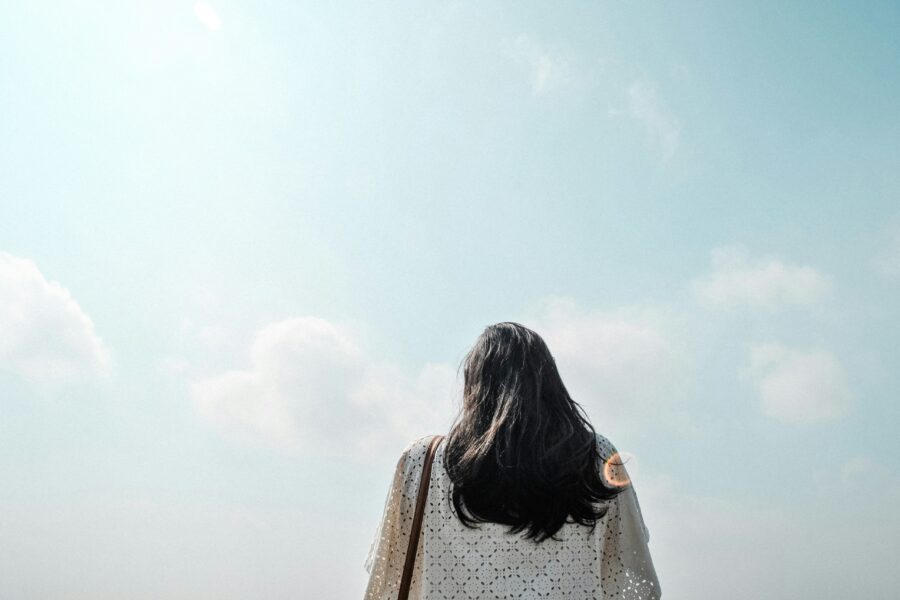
[1, 1, 899, 598]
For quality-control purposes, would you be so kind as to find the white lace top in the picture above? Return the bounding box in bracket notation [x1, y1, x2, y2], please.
[363, 433, 661, 599]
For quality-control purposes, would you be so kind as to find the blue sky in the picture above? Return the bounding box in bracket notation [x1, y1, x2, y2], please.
[1, 1, 899, 598]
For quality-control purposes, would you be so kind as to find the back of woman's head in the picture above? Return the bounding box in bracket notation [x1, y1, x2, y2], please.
[443, 322, 626, 542]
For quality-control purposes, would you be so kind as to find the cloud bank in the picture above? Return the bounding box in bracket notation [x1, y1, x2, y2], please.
[692, 245, 831, 312]
[191, 297, 693, 456]
[739, 342, 853, 422]
[191, 316, 458, 457]
[0, 251, 111, 389]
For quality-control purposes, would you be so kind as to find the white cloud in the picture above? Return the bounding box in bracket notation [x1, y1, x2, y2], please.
[191, 316, 458, 457]
[191, 298, 695, 455]
[504, 34, 572, 96]
[521, 296, 691, 434]
[611, 80, 680, 161]
[0, 251, 111, 389]
[691, 245, 831, 312]
[739, 342, 853, 423]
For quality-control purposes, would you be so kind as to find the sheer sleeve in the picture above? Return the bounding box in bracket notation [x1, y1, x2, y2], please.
[598, 439, 661, 599]
[363, 437, 427, 600]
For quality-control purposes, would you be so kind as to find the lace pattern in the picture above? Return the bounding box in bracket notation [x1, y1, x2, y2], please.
[363, 433, 661, 599]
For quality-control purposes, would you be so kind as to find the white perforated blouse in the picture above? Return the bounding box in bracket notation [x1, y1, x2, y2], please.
[363, 433, 661, 599]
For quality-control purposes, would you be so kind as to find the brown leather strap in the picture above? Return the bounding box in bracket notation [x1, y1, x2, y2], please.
[397, 434, 444, 600]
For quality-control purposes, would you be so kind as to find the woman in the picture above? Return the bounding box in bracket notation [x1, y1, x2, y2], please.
[364, 322, 661, 599]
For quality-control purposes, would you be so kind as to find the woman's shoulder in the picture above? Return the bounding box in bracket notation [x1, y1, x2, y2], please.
[397, 434, 443, 470]
[593, 431, 619, 461]
[593, 431, 633, 488]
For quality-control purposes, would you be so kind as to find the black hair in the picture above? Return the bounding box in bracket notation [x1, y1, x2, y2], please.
[442, 321, 628, 542]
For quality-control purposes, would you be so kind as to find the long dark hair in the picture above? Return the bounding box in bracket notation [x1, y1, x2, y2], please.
[442, 322, 627, 542]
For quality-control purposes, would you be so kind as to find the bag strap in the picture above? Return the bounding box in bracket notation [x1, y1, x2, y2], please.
[397, 434, 445, 600]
